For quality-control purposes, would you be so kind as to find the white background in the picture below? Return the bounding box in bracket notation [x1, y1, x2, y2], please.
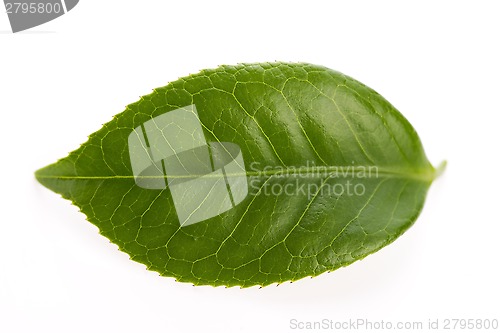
[1, 1, 499, 332]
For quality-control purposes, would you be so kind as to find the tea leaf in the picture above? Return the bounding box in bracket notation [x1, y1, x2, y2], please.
[36, 63, 443, 287]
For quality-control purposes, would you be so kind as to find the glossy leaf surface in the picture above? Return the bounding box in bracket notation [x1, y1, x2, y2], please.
[36, 63, 442, 287]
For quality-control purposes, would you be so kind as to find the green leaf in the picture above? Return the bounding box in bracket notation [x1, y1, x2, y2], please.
[35, 62, 443, 287]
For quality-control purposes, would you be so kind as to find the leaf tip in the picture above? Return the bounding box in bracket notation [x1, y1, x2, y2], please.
[34, 164, 50, 187]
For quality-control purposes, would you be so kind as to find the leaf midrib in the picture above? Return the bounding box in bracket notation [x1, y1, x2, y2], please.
[36, 164, 440, 182]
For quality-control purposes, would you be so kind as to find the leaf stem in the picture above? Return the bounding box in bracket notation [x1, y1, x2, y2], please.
[434, 160, 447, 179]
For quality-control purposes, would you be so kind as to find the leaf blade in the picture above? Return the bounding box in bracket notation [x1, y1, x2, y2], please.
[36, 62, 441, 287]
